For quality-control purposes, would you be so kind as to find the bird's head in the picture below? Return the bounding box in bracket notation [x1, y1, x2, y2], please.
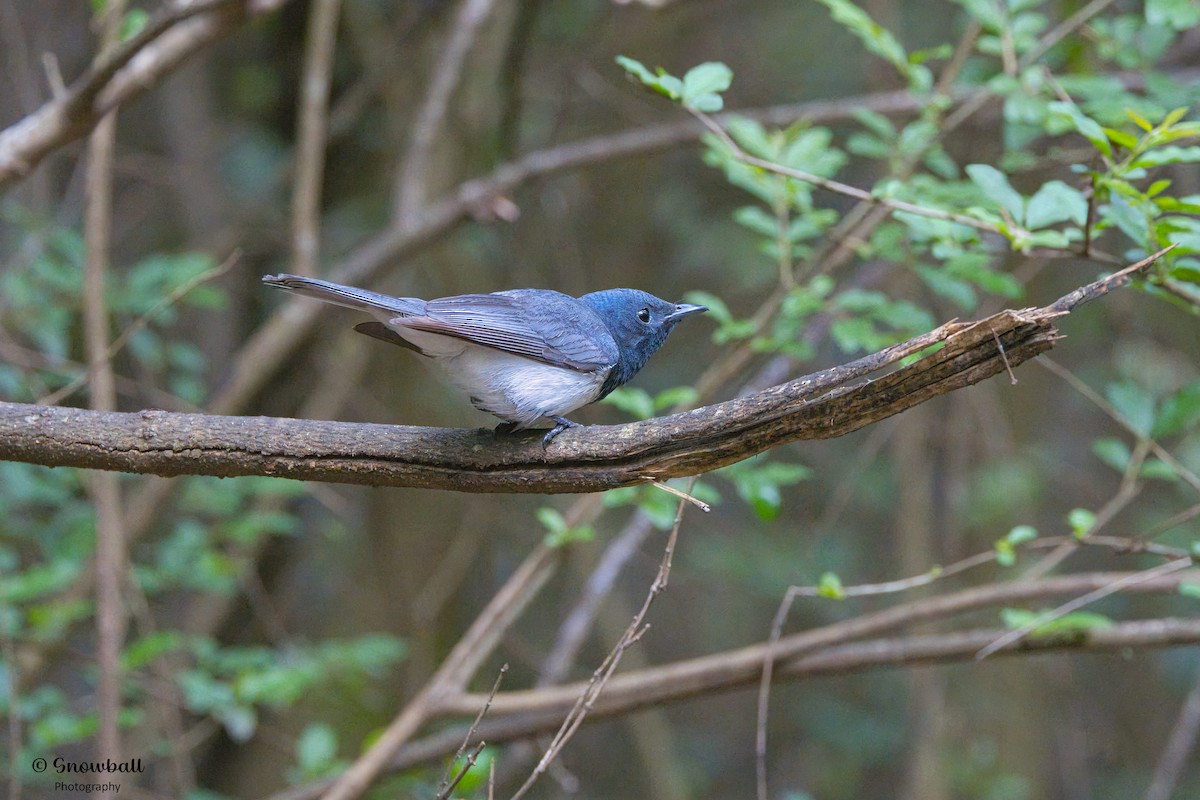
[579, 288, 707, 394]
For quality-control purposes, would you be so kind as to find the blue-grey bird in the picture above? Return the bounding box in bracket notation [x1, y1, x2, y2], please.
[262, 274, 707, 445]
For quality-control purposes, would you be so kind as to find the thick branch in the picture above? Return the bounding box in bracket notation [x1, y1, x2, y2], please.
[0, 259, 1157, 493]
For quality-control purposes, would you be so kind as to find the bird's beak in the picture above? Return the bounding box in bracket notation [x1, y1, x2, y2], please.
[666, 303, 707, 322]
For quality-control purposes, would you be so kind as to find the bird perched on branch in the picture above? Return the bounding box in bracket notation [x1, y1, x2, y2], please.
[262, 274, 707, 446]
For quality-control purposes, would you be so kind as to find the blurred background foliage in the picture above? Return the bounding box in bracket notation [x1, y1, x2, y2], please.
[1, 0, 1199, 798]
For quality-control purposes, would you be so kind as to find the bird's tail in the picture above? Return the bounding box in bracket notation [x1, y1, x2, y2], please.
[262, 274, 421, 316]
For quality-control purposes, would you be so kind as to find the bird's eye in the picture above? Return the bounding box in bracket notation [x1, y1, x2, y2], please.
[637, 307, 651, 323]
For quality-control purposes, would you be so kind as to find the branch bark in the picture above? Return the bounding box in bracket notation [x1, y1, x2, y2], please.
[0, 256, 1160, 493]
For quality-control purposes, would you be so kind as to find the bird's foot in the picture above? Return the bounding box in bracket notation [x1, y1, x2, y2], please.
[542, 416, 581, 449]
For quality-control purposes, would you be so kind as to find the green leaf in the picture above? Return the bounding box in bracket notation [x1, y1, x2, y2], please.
[1139, 459, 1179, 481]
[123, 631, 189, 671]
[994, 525, 1037, 566]
[538, 506, 594, 547]
[296, 723, 340, 776]
[120, 8, 149, 41]
[1180, 582, 1200, 600]
[1067, 508, 1096, 538]
[1126, 108, 1154, 132]
[853, 109, 898, 140]
[1102, 127, 1139, 151]
[602, 387, 655, 420]
[1146, 0, 1200, 29]
[966, 164, 1025, 220]
[1133, 145, 1200, 167]
[733, 206, 782, 239]
[535, 507, 567, 537]
[816, 0, 911, 78]
[1091, 437, 1131, 472]
[1106, 380, 1156, 436]
[720, 455, 812, 520]
[654, 386, 699, 411]
[1025, 181, 1088, 228]
[817, 571, 846, 600]
[1047, 101, 1113, 157]
[1100, 193, 1149, 246]
[615, 55, 682, 101]
[1000, 608, 1115, 636]
[1007, 525, 1038, 545]
[681, 62, 733, 112]
[1153, 380, 1200, 437]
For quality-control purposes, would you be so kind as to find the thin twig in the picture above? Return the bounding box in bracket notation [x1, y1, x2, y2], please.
[509, 479, 694, 800]
[975, 557, 1194, 660]
[82, 0, 128, 787]
[3, 630, 20, 800]
[641, 477, 711, 512]
[1144, 665, 1200, 800]
[319, 496, 607, 800]
[539, 510, 657, 686]
[1038, 354, 1200, 494]
[991, 327, 1017, 384]
[690, 107, 999, 234]
[290, 0, 343, 276]
[392, 0, 499, 228]
[756, 585, 800, 800]
[435, 664, 507, 800]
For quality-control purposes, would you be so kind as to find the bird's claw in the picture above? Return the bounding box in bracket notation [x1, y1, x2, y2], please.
[542, 416, 581, 449]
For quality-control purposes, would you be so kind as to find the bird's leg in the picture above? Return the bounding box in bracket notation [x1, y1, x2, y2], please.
[542, 416, 581, 448]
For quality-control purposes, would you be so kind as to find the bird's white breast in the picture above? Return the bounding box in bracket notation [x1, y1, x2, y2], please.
[393, 328, 607, 427]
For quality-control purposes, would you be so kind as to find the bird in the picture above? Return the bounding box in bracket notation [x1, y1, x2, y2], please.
[262, 274, 707, 446]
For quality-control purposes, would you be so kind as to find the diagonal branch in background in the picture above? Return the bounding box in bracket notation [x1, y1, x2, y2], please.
[0, 251, 1167, 492]
[0, 0, 295, 186]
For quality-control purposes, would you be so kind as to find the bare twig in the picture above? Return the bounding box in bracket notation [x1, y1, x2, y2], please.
[756, 585, 800, 800]
[641, 477, 711, 512]
[538, 510, 658, 686]
[434, 664, 506, 800]
[690, 107, 999, 234]
[392, 0, 499, 228]
[991, 327, 1017, 384]
[1038, 352, 1200, 494]
[437, 742, 486, 800]
[3, 629, 20, 800]
[975, 557, 1194, 660]
[510, 480, 693, 800]
[1144, 666, 1200, 800]
[290, 0, 343, 276]
[320, 496, 604, 800]
[82, 0, 127, 785]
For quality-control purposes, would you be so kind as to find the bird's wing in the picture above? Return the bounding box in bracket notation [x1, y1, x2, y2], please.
[391, 290, 618, 372]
